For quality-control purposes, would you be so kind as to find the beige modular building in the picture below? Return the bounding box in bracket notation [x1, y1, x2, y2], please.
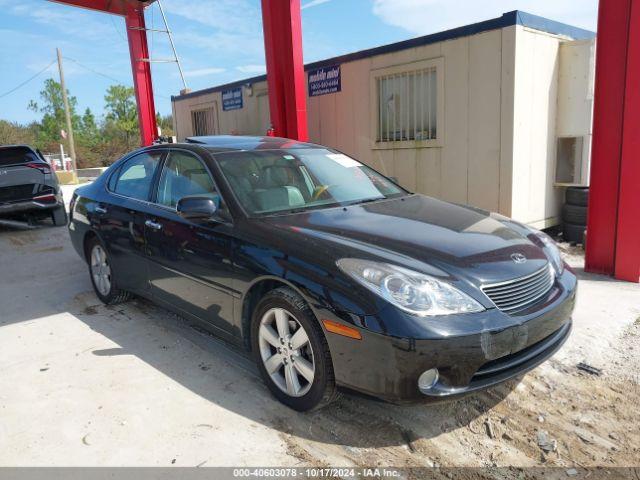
[172, 11, 595, 228]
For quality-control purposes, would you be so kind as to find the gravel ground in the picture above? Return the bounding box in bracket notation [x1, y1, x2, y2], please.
[0, 197, 638, 472]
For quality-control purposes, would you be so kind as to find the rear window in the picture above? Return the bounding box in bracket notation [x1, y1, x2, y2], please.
[0, 147, 39, 167]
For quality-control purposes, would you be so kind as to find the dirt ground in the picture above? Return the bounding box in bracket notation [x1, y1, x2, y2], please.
[0, 195, 639, 472]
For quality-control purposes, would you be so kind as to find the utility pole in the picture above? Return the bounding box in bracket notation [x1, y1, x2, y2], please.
[56, 48, 77, 172]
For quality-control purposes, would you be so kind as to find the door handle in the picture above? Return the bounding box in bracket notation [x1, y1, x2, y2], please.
[145, 219, 162, 231]
[94, 205, 107, 214]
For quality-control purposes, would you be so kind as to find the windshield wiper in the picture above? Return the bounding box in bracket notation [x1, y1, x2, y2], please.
[343, 196, 385, 207]
[269, 203, 338, 216]
[266, 197, 386, 216]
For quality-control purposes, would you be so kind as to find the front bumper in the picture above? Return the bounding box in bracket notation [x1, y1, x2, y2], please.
[420, 320, 570, 398]
[322, 269, 577, 403]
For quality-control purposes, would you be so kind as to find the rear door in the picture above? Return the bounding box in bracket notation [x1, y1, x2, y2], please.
[97, 150, 164, 293]
[0, 147, 52, 203]
[144, 149, 237, 334]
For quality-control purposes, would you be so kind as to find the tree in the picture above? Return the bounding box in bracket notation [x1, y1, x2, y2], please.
[157, 113, 174, 137]
[81, 108, 98, 138]
[28, 78, 80, 149]
[0, 120, 37, 145]
[104, 84, 138, 149]
[17, 79, 174, 168]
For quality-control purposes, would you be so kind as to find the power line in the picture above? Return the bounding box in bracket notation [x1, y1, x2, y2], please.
[108, 11, 128, 43]
[63, 56, 171, 100]
[0, 60, 56, 100]
[63, 56, 124, 84]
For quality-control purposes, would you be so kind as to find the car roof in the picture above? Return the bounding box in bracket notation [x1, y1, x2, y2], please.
[182, 135, 320, 153]
[0, 144, 37, 151]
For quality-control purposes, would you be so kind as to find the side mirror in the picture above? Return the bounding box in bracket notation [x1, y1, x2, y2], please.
[176, 195, 220, 220]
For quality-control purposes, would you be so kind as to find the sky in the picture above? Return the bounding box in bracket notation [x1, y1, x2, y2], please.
[0, 0, 599, 125]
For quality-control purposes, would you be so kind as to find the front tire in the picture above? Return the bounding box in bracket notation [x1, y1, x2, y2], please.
[87, 237, 131, 305]
[251, 287, 339, 411]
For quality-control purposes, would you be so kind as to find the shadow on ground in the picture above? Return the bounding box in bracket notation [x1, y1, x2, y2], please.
[0, 223, 516, 450]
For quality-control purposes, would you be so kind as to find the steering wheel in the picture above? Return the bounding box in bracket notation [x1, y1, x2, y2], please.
[312, 184, 336, 201]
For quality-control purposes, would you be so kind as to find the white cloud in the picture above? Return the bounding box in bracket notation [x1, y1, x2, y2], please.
[302, 0, 332, 10]
[173, 29, 264, 58]
[183, 67, 227, 78]
[162, 0, 264, 57]
[8, 2, 117, 42]
[372, 0, 598, 35]
[236, 64, 266, 74]
[162, 0, 261, 32]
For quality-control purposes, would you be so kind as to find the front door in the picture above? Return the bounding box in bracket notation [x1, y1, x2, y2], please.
[144, 149, 237, 334]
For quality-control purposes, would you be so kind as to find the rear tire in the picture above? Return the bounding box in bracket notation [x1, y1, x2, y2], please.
[251, 287, 339, 411]
[86, 236, 132, 305]
[51, 206, 68, 226]
[565, 187, 589, 207]
[563, 222, 586, 244]
[562, 204, 587, 225]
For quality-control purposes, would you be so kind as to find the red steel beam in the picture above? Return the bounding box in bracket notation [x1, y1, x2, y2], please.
[48, 0, 156, 16]
[125, 6, 158, 146]
[48, 0, 129, 15]
[47, 0, 158, 146]
[613, 0, 640, 282]
[585, 0, 640, 282]
[260, 0, 308, 141]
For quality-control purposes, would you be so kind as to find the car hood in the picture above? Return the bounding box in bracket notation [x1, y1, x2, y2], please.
[262, 194, 550, 287]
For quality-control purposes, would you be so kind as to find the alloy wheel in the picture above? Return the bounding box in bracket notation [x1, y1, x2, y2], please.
[90, 244, 111, 297]
[258, 307, 315, 397]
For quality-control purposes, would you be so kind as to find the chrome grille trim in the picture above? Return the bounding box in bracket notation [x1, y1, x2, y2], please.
[482, 264, 554, 313]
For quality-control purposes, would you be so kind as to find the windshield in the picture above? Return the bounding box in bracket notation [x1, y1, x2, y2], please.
[215, 148, 406, 215]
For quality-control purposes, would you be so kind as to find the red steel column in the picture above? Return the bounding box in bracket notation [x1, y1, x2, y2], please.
[614, 0, 640, 282]
[261, 0, 308, 141]
[585, 0, 640, 282]
[125, 6, 158, 146]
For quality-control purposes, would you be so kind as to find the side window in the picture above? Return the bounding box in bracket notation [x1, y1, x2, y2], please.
[157, 151, 218, 208]
[111, 152, 162, 201]
[107, 166, 121, 191]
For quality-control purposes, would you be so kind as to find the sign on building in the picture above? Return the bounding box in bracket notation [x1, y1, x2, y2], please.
[222, 87, 243, 111]
[308, 65, 341, 97]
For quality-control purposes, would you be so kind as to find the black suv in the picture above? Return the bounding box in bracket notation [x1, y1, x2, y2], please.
[0, 145, 67, 225]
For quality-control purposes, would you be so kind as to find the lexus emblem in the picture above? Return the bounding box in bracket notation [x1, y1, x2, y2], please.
[511, 253, 527, 264]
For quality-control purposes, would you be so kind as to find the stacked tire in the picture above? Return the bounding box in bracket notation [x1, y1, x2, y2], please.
[562, 187, 589, 244]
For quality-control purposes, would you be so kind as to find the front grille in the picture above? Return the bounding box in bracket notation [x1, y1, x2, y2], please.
[482, 264, 554, 314]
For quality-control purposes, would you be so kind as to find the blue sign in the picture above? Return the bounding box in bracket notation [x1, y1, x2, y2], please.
[308, 65, 341, 97]
[222, 87, 243, 111]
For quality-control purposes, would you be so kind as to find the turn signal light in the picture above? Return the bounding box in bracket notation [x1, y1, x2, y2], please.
[322, 319, 362, 340]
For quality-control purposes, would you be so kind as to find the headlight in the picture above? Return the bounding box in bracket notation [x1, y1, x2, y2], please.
[336, 258, 485, 316]
[534, 231, 564, 276]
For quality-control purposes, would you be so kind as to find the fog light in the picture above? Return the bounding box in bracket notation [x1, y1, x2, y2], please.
[418, 368, 439, 391]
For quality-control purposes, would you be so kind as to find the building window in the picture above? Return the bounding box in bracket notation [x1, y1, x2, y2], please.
[371, 58, 443, 147]
[555, 136, 589, 186]
[191, 108, 215, 136]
